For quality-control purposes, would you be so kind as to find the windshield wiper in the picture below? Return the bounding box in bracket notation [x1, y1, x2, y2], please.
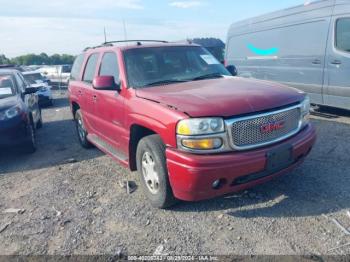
[144, 79, 188, 87]
[191, 73, 224, 81]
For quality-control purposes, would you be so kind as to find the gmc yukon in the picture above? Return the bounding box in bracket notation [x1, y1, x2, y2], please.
[68, 41, 316, 208]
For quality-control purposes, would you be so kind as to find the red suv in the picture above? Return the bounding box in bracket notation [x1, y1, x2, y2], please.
[68, 40, 316, 208]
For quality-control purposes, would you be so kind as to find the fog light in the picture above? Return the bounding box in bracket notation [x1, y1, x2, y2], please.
[212, 179, 226, 190]
[181, 138, 222, 150]
[212, 180, 221, 189]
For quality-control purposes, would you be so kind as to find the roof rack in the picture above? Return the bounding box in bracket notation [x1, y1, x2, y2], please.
[103, 40, 168, 46]
[83, 40, 169, 51]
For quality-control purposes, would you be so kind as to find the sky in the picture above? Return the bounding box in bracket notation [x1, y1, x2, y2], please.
[0, 0, 308, 57]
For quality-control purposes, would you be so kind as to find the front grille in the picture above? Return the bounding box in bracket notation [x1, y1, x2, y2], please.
[230, 107, 301, 148]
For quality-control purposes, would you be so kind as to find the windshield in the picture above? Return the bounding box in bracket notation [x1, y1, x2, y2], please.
[0, 75, 15, 99]
[123, 46, 230, 88]
[61, 65, 72, 73]
[23, 73, 44, 84]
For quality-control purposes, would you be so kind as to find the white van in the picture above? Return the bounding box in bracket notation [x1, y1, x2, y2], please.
[226, 0, 350, 110]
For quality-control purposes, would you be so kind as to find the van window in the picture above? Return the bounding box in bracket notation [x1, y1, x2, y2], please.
[336, 18, 350, 53]
[83, 53, 99, 83]
[227, 20, 329, 60]
[70, 54, 84, 81]
[99, 52, 120, 84]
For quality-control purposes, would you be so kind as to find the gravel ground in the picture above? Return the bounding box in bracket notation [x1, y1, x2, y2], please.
[0, 91, 350, 256]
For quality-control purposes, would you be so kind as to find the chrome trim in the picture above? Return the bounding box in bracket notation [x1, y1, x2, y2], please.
[176, 132, 232, 154]
[225, 103, 303, 151]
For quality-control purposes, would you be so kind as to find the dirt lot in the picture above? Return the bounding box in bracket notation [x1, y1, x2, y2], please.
[1, 91, 350, 256]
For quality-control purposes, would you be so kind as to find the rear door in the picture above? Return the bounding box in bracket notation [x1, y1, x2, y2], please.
[324, 15, 350, 109]
[80, 53, 100, 134]
[93, 51, 125, 151]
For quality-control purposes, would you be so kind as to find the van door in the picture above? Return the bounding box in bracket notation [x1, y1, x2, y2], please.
[93, 51, 126, 155]
[324, 16, 350, 110]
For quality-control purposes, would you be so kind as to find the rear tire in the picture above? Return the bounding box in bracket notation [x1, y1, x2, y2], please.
[136, 134, 177, 209]
[75, 109, 92, 148]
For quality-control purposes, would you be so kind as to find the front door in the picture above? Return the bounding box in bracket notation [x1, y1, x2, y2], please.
[324, 16, 350, 110]
[80, 53, 100, 134]
[93, 51, 126, 152]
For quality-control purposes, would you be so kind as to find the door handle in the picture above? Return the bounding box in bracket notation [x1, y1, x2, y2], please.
[78, 90, 83, 96]
[92, 95, 97, 102]
[331, 60, 342, 65]
[312, 59, 321, 65]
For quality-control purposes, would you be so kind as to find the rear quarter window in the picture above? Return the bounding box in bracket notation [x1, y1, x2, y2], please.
[70, 54, 84, 81]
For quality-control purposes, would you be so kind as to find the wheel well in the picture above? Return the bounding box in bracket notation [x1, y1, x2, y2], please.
[129, 125, 156, 171]
[72, 102, 80, 118]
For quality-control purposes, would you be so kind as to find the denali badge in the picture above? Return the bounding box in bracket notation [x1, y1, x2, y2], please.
[260, 121, 285, 133]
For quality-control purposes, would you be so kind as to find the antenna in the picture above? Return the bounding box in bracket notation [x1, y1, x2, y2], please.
[104, 27, 107, 43]
[123, 19, 128, 41]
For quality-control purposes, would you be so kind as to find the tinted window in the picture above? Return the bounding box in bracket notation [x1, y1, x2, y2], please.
[99, 52, 120, 84]
[71, 54, 84, 80]
[124, 46, 230, 88]
[83, 54, 99, 83]
[0, 75, 15, 98]
[336, 18, 350, 53]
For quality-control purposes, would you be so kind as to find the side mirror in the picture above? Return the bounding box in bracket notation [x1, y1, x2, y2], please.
[226, 65, 238, 76]
[93, 76, 120, 91]
[24, 87, 38, 95]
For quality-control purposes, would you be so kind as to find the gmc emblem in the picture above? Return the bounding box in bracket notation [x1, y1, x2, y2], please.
[260, 121, 285, 133]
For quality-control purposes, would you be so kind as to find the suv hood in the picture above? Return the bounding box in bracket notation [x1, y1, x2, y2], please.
[135, 77, 305, 117]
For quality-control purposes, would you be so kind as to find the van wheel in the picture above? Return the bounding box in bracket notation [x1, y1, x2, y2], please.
[75, 109, 92, 148]
[136, 135, 177, 209]
[23, 122, 37, 153]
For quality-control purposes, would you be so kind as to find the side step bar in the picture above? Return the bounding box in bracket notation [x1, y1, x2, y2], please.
[87, 134, 128, 162]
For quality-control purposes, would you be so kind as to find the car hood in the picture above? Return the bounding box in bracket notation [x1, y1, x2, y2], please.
[0, 95, 20, 111]
[135, 77, 305, 117]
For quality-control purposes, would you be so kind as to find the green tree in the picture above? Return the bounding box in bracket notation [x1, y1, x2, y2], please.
[8, 53, 76, 65]
[0, 54, 11, 64]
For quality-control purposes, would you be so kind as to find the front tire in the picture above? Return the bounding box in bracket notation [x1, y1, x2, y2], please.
[75, 109, 92, 148]
[23, 122, 37, 153]
[36, 109, 43, 129]
[136, 135, 177, 208]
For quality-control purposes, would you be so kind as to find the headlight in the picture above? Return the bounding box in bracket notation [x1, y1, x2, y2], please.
[301, 96, 310, 116]
[176, 118, 228, 152]
[300, 96, 310, 126]
[176, 118, 225, 136]
[0, 106, 21, 120]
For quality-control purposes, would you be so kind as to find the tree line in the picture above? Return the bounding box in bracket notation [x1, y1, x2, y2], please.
[0, 53, 75, 66]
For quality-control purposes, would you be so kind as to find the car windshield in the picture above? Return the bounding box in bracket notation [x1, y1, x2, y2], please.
[23, 73, 44, 84]
[123, 46, 231, 88]
[0, 75, 15, 99]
